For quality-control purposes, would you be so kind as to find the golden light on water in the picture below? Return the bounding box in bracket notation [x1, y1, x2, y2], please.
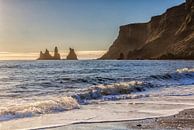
[0, 51, 106, 60]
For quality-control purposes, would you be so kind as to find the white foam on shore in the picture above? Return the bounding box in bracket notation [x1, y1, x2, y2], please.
[0, 77, 193, 123]
[1, 85, 194, 130]
[0, 97, 79, 121]
[0, 80, 158, 125]
[0, 81, 149, 122]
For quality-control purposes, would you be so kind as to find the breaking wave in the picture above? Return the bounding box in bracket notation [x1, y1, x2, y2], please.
[148, 68, 194, 83]
[0, 97, 79, 121]
[72, 68, 194, 103]
[1, 68, 194, 122]
[0, 81, 154, 121]
[73, 81, 156, 103]
[176, 68, 194, 73]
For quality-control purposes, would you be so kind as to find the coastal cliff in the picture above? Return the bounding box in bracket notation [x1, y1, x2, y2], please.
[101, 0, 194, 60]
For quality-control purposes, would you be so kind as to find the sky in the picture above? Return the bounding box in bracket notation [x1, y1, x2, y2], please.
[0, 0, 185, 60]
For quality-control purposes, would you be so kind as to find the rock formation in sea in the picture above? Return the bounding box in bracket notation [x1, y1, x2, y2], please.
[37, 47, 61, 60]
[100, 0, 194, 60]
[66, 48, 78, 60]
[53, 47, 61, 60]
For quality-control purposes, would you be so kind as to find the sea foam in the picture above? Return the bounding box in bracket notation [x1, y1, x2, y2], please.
[0, 97, 79, 121]
[177, 68, 194, 73]
[0, 81, 153, 121]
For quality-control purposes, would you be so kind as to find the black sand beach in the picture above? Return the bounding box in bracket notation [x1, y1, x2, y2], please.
[47, 108, 194, 130]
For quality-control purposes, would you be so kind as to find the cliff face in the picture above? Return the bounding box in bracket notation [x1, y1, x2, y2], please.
[101, 0, 194, 60]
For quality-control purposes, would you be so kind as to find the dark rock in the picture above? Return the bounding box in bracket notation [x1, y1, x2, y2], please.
[100, 1, 194, 60]
[53, 47, 61, 60]
[137, 124, 142, 127]
[117, 53, 125, 60]
[38, 51, 44, 60]
[38, 49, 53, 60]
[66, 48, 78, 60]
[37, 47, 61, 60]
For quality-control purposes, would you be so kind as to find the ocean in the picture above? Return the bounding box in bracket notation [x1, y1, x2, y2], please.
[1, 60, 194, 129]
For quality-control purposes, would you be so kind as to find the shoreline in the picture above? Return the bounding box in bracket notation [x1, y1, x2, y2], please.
[44, 108, 194, 130]
[1, 85, 194, 130]
[1, 95, 194, 130]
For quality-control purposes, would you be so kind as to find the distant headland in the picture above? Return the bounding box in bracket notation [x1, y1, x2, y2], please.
[37, 47, 78, 60]
[100, 0, 194, 60]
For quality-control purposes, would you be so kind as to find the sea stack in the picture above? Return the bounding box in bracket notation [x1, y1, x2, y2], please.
[100, 0, 194, 60]
[53, 47, 61, 60]
[37, 49, 53, 60]
[66, 48, 78, 60]
[37, 47, 61, 60]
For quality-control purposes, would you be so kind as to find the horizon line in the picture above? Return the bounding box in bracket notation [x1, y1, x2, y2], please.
[0, 50, 106, 60]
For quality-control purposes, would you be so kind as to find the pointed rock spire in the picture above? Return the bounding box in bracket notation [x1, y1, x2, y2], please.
[37, 46, 61, 60]
[53, 46, 61, 60]
[66, 48, 78, 60]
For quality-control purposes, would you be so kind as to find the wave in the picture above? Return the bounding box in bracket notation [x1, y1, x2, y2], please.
[176, 68, 194, 73]
[0, 97, 79, 121]
[1, 67, 194, 122]
[0, 65, 21, 69]
[73, 81, 156, 103]
[0, 81, 153, 121]
[73, 68, 194, 102]
[149, 68, 194, 83]
[55, 77, 117, 85]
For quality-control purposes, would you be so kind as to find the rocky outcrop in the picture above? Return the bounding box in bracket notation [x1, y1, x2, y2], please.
[37, 47, 61, 60]
[100, 0, 194, 60]
[66, 48, 78, 60]
[53, 47, 61, 60]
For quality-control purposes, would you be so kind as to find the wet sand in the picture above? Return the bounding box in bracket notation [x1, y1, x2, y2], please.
[48, 108, 194, 130]
[125, 108, 194, 129]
